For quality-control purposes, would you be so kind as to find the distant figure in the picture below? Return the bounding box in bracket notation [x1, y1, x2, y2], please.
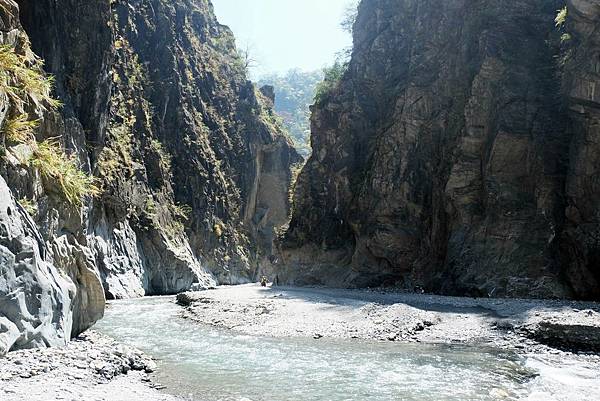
[273, 275, 279, 287]
[260, 276, 268, 287]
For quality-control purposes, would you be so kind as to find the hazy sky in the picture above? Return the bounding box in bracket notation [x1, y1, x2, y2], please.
[211, 0, 353, 77]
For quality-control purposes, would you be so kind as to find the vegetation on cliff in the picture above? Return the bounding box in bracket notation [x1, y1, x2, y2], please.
[0, 44, 97, 207]
[313, 60, 348, 105]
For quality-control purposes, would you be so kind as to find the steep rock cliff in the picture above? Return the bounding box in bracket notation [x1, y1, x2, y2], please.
[281, 0, 600, 300]
[14, 0, 299, 299]
[1, 0, 298, 353]
[560, 0, 600, 300]
[0, 0, 104, 355]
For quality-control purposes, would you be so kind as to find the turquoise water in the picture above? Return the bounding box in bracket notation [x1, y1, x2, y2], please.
[93, 296, 544, 401]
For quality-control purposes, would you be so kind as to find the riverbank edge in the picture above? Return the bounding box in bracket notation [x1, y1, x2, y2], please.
[0, 330, 184, 401]
[1, 285, 599, 401]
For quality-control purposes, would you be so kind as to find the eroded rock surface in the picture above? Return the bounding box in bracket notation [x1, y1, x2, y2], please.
[16, 0, 299, 298]
[0, 0, 104, 356]
[0, 175, 74, 356]
[2, 0, 298, 354]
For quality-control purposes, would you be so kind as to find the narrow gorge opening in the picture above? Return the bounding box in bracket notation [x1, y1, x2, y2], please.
[1, 1, 600, 401]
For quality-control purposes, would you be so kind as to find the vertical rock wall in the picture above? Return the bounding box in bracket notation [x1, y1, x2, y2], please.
[0, 0, 104, 355]
[281, 0, 600, 300]
[560, 0, 600, 299]
[1, 0, 299, 353]
[12, 0, 300, 299]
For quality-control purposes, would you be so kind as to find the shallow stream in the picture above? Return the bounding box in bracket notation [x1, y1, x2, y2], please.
[94, 296, 599, 401]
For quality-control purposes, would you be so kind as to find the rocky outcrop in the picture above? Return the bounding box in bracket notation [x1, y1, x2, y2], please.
[0, 175, 74, 356]
[0, 0, 104, 355]
[518, 309, 600, 351]
[281, 0, 600, 300]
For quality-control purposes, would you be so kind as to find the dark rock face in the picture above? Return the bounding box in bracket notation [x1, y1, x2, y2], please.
[559, 0, 600, 300]
[281, 0, 600, 300]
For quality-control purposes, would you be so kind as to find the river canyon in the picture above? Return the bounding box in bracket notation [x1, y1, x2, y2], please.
[1, 0, 600, 400]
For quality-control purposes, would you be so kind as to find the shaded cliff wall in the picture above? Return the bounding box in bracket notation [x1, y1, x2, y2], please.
[14, 0, 300, 299]
[1, 0, 298, 354]
[281, 0, 600, 300]
[0, 0, 104, 356]
[560, 0, 600, 299]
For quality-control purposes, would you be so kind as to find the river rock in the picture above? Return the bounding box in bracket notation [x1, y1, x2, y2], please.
[519, 310, 600, 351]
[175, 292, 195, 307]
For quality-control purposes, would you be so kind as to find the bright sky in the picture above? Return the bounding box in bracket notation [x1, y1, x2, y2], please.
[211, 0, 353, 77]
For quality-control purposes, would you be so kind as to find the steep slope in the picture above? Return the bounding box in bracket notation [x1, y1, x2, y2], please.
[280, 0, 600, 300]
[0, 0, 104, 356]
[560, 0, 600, 300]
[1, 0, 298, 353]
[15, 0, 300, 299]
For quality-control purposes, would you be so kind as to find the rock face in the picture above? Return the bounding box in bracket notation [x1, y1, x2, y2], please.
[0, 175, 74, 356]
[0, 0, 105, 356]
[1, 0, 298, 353]
[281, 0, 600, 300]
[559, 0, 600, 300]
[12, 0, 299, 298]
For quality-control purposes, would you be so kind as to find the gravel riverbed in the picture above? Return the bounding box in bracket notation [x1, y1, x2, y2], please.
[1, 284, 599, 401]
[0, 331, 183, 401]
[177, 285, 600, 353]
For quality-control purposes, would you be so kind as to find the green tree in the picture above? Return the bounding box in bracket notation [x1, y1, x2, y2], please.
[313, 60, 348, 105]
[258, 69, 323, 156]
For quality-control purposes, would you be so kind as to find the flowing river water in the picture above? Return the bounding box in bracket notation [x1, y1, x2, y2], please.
[94, 296, 600, 401]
